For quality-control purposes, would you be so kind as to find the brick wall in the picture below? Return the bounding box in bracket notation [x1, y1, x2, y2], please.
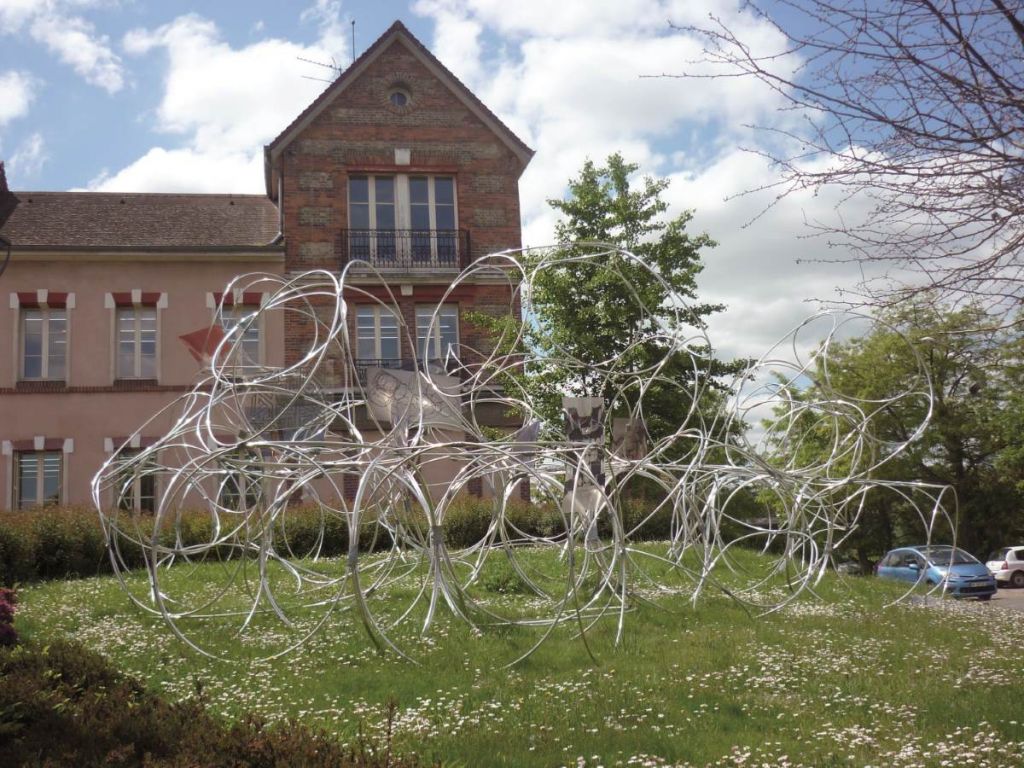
[281, 41, 524, 262]
[278, 38, 527, 367]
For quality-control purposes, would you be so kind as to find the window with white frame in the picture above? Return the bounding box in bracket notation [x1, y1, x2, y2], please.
[415, 304, 458, 363]
[115, 450, 157, 513]
[116, 306, 157, 379]
[348, 175, 457, 263]
[217, 305, 261, 367]
[15, 451, 62, 509]
[21, 307, 67, 380]
[349, 176, 397, 260]
[409, 176, 456, 263]
[356, 305, 401, 363]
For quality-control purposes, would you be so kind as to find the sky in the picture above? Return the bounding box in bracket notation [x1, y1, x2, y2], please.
[0, 0, 873, 367]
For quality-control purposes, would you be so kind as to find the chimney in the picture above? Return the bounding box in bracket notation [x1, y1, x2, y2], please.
[0, 161, 8, 194]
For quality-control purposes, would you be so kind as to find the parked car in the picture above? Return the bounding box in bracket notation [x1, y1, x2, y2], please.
[876, 545, 996, 600]
[986, 546, 1024, 588]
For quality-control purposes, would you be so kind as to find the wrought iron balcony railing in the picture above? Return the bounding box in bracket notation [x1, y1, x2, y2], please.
[350, 357, 464, 385]
[339, 229, 471, 270]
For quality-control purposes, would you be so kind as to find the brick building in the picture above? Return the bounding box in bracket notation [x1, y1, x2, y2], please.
[0, 21, 532, 511]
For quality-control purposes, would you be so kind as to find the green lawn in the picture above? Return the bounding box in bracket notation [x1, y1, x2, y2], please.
[14, 546, 1024, 767]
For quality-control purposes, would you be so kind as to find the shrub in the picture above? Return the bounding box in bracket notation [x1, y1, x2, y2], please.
[503, 500, 565, 540]
[0, 497, 670, 586]
[0, 506, 111, 585]
[0, 523, 30, 589]
[0, 588, 16, 647]
[32, 507, 107, 580]
[0, 638, 434, 767]
[442, 497, 495, 546]
[620, 497, 674, 541]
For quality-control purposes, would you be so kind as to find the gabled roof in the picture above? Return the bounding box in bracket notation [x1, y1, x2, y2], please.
[0, 192, 281, 249]
[263, 20, 534, 199]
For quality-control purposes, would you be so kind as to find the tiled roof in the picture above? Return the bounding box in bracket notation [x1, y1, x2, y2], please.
[0, 192, 281, 249]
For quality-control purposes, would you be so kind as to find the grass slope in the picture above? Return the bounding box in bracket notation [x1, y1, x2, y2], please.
[15, 546, 1024, 767]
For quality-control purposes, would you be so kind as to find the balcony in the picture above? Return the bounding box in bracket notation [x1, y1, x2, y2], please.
[339, 229, 471, 271]
[350, 357, 464, 385]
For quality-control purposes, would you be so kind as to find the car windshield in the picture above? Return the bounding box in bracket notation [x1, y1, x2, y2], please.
[922, 546, 977, 565]
[988, 548, 1010, 561]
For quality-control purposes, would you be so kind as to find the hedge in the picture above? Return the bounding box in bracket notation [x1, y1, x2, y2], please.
[0, 637, 433, 767]
[0, 497, 673, 587]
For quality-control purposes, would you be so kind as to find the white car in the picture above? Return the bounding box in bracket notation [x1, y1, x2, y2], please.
[986, 546, 1024, 588]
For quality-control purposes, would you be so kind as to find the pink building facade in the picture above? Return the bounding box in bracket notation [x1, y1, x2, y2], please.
[0, 21, 531, 512]
[0, 190, 285, 510]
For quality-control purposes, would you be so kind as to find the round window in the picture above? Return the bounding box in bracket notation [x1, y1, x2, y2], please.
[389, 89, 409, 107]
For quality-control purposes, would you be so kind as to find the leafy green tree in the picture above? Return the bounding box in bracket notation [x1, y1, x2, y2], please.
[769, 300, 1024, 564]
[521, 153, 742, 440]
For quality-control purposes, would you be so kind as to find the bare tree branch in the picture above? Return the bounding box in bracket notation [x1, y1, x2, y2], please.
[664, 0, 1024, 317]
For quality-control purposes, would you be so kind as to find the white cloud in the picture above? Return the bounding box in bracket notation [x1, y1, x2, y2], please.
[433, 0, 720, 38]
[0, 70, 37, 125]
[411, 0, 798, 236]
[410, 0, 861, 370]
[9, 132, 48, 178]
[85, 146, 263, 193]
[123, 15, 326, 151]
[95, 11, 349, 192]
[666, 149, 877, 363]
[0, 0, 43, 29]
[412, 0, 483, 83]
[299, 0, 350, 65]
[30, 12, 124, 93]
[0, 1, 125, 93]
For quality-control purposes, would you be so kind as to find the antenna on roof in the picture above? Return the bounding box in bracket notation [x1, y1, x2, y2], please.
[296, 55, 342, 84]
[351, 20, 356, 64]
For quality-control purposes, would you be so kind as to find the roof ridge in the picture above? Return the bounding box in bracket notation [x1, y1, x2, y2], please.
[264, 20, 410, 156]
[395, 25, 532, 157]
[262, 19, 533, 197]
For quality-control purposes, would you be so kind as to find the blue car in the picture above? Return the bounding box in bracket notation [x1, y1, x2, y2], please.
[876, 545, 997, 600]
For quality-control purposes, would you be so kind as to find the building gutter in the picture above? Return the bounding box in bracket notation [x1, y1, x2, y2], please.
[0, 234, 10, 279]
[8, 245, 285, 263]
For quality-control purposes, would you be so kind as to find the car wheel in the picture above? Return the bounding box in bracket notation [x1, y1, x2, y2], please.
[979, 595, 992, 601]
[1011, 570, 1024, 588]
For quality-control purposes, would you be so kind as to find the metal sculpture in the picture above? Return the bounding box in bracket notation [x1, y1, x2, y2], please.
[93, 245, 951, 662]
